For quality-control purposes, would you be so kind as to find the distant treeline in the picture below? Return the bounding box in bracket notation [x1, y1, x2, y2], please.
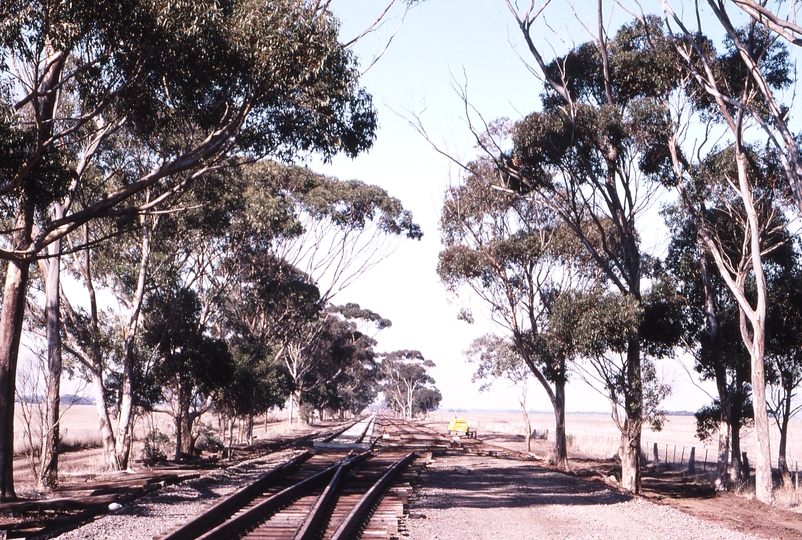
[16, 395, 95, 406]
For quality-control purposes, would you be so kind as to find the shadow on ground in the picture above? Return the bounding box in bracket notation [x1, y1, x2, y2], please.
[417, 460, 631, 509]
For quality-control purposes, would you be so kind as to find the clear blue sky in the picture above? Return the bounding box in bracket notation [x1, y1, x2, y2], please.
[315, 0, 721, 413]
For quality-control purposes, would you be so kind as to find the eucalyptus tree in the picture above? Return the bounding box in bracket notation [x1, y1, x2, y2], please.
[498, 8, 684, 492]
[0, 0, 377, 498]
[664, 204, 755, 486]
[439, 155, 601, 468]
[411, 387, 442, 418]
[657, 7, 796, 501]
[60, 211, 162, 471]
[215, 352, 293, 452]
[262, 166, 421, 423]
[143, 286, 234, 461]
[764, 240, 802, 487]
[57, 164, 250, 472]
[378, 350, 439, 420]
[300, 310, 382, 420]
[679, 0, 802, 218]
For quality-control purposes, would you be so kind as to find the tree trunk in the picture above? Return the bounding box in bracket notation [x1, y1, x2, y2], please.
[246, 415, 254, 445]
[748, 330, 773, 502]
[734, 143, 773, 504]
[553, 378, 568, 470]
[91, 366, 120, 471]
[227, 418, 235, 459]
[180, 411, 193, 456]
[174, 413, 182, 462]
[173, 404, 183, 462]
[288, 389, 301, 426]
[716, 391, 732, 489]
[619, 337, 642, 493]
[778, 386, 792, 488]
[0, 199, 35, 499]
[731, 393, 743, 484]
[40, 238, 63, 489]
[698, 230, 733, 490]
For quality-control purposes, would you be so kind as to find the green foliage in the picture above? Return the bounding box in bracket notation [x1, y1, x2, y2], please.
[273, 165, 423, 240]
[143, 286, 234, 402]
[0, 0, 380, 263]
[466, 334, 529, 392]
[141, 429, 170, 463]
[695, 398, 754, 442]
[217, 353, 294, 420]
[329, 303, 392, 331]
[548, 289, 641, 359]
[302, 312, 381, 416]
[412, 387, 442, 416]
[194, 423, 224, 453]
[379, 350, 439, 418]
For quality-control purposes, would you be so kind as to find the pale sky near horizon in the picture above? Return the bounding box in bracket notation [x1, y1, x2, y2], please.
[315, 0, 725, 414]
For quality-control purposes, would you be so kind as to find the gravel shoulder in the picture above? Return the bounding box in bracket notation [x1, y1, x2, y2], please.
[405, 422, 802, 540]
[406, 452, 768, 540]
[44, 449, 302, 540]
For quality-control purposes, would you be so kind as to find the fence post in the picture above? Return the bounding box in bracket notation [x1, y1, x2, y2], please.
[688, 447, 695, 474]
[703, 448, 708, 471]
[653, 442, 659, 464]
[673, 445, 677, 464]
[680, 446, 686, 465]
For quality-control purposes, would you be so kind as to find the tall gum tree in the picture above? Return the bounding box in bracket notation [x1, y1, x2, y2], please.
[661, 143, 793, 487]
[264, 165, 421, 423]
[659, 4, 796, 502]
[438, 156, 600, 469]
[500, 6, 684, 493]
[0, 0, 378, 498]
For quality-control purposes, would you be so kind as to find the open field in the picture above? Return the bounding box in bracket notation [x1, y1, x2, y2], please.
[12, 404, 802, 479]
[11, 403, 299, 481]
[430, 410, 802, 470]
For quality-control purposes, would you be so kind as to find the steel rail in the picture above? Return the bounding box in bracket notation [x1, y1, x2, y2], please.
[195, 451, 371, 540]
[329, 452, 417, 540]
[158, 451, 313, 540]
[294, 451, 373, 540]
[195, 462, 340, 540]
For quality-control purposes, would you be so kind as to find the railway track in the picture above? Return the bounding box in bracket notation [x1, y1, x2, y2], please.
[157, 414, 449, 540]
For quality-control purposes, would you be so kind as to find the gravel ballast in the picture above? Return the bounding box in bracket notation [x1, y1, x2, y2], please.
[45, 449, 301, 540]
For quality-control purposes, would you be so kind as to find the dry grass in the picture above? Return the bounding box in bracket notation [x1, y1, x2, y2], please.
[431, 410, 802, 469]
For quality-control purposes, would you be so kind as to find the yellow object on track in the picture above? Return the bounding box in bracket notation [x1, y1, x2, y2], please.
[448, 418, 469, 434]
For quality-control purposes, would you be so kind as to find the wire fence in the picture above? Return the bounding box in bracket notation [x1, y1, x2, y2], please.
[563, 431, 802, 487]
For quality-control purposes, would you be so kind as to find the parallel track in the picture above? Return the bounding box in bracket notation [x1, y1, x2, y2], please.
[157, 415, 449, 540]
